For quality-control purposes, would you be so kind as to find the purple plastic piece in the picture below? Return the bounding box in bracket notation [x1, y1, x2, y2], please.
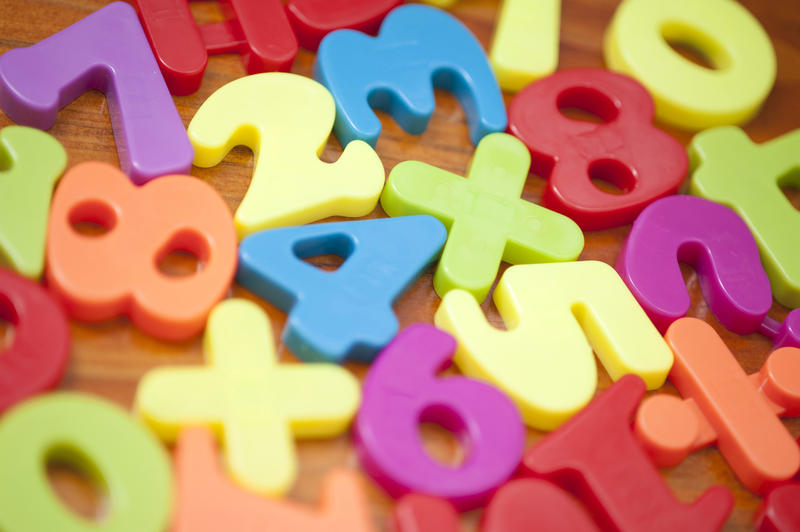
[617, 195, 770, 334]
[760, 310, 800, 349]
[0, 2, 192, 184]
[354, 323, 525, 511]
[617, 195, 800, 347]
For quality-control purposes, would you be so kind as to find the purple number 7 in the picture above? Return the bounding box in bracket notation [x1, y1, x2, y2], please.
[0, 2, 192, 184]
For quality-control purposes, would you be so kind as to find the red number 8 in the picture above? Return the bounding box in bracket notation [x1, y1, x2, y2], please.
[508, 68, 687, 230]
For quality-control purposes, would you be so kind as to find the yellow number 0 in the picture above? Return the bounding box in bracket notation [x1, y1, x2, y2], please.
[604, 0, 775, 130]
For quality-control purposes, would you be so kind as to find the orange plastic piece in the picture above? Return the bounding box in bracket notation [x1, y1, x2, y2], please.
[635, 317, 800, 493]
[46, 161, 237, 341]
[171, 427, 375, 532]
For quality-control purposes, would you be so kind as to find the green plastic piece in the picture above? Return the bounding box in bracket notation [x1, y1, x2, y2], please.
[689, 126, 800, 308]
[381, 132, 584, 302]
[0, 126, 67, 278]
[0, 393, 172, 532]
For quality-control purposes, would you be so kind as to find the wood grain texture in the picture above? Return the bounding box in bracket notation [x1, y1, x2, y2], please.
[1, 0, 799, 530]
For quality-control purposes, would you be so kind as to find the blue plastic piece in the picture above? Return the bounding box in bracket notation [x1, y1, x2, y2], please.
[313, 4, 507, 148]
[237, 215, 447, 363]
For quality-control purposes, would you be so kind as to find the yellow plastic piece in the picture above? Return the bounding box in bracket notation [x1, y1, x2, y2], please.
[135, 298, 361, 495]
[489, 0, 560, 92]
[603, 0, 775, 130]
[434, 261, 673, 430]
[421, 0, 458, 7]
[188, 73, 385, 239]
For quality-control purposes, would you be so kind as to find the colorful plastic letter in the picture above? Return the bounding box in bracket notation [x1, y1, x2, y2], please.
[0, 126, 65, 278]
[172, 428, 374, 532]
[238, 216, 446, 363]
[481, 479, 600, 532]
[617, 195, 800, 348]
[523, 376, 733, 531]
[136, 299, 360, 495]
[0, 267, 69, 413]
[355, 324, 525, 510]
[635, 318, 800, 493]
[286, 0, 402, 51]
[393, 495, 460, 532]
[489, 0, 561, 91]
[0, 2, 192, 184]
[604, 0, 775, 130]
[134, 0, 297, 95]
[314, 4, 506, 147]
[189, 72, 384, 239]
[381, 132, 583, 302]
[690, 126, 800, 308]
[755, 483, 800, 532]
[0, 393, 172, 532]
[46, 161, 237, 342]
[508, 68, 687, 230]
[435, 261, 673, 430]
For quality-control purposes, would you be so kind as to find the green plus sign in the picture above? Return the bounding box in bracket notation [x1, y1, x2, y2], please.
[381, 132, 584, 302]
[690, 126, 800, 308]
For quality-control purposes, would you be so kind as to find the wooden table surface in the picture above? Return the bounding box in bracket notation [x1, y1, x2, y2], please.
[1, 0, 799, 530]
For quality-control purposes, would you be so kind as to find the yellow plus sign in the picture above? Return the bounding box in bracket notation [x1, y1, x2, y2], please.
[135, 298, 361, 495]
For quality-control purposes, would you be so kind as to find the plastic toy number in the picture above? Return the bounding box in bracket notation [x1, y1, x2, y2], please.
[508, 68, 687, 230]
[0, 2, 193, 184]
[0, 126, 65, 279]
[188, 72, 384, 239]
[618, 194, 770, 333]
[134, 0, 402, 95]
[46, 161, 237, 342]
[355, 324, 525, 511]
[314, 4, 506, 147]
[238, 216, 447, 363]
[435, 261, 673, 430]
[134, 0, 297, 95]
[489, 0, 560, 91]
[523, 376, 733, 532]
[635, 318, 800, 493]
[604, 0, 776, 130]
[0, 393, 172, 532]
[617, 194, 800, 348]
[0, 267, 69, 414]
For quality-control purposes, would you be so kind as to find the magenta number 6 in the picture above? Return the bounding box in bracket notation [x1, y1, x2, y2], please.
[354, 323, 525, 511]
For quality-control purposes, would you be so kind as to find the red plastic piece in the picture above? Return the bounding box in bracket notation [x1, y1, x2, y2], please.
[522, 375, 733, 532]
[134, 0, 297, 95]
[0, 267, 69, 413]
[755, 483, 800, 532]
[481, 479, 599, 532]
[286, 0, 403, 51]
[508, 68, 688, 230]
[392, 494, 459, 532]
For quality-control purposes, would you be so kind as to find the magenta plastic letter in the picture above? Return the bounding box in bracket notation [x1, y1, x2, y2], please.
[354, 324, 525, 511]
[0, 2, 192, 184]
